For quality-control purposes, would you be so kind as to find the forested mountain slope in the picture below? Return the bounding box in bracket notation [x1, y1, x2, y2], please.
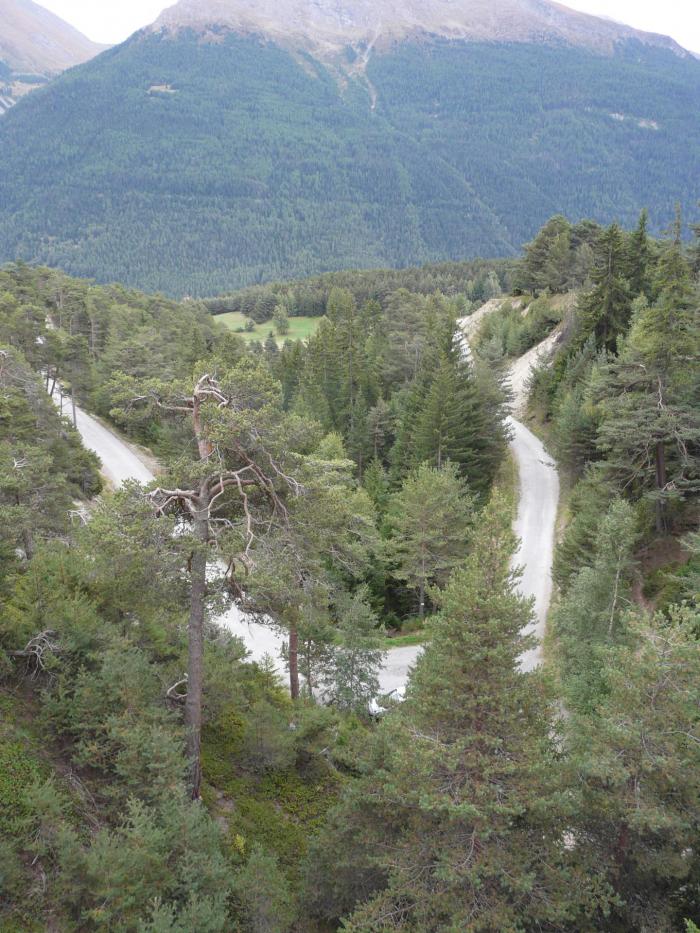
[0, 0, 698, 294]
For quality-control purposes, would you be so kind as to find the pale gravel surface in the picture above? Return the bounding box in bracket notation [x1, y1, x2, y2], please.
[51, 387, 154, 488]
[52, 301, 559, 692]
[459, 304, 561, 671]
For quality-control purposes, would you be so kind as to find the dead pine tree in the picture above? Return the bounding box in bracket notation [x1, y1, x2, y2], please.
[131, 364, 303, 799]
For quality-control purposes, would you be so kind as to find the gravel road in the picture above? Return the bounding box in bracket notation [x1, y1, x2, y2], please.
[52, 300, 559, 691]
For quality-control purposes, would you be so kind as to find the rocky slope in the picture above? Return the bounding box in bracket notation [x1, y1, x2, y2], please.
[154, 0, 688, 60]
[0, 0, 105, 113]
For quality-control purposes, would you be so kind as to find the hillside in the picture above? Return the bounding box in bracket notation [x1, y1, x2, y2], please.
[0, 0, 105, 113]
[0, 2, 698, 294]
[154, 0, 687, 59]
[1, 213, 699, 930]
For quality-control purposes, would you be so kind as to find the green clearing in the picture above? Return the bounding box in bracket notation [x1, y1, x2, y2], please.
[381, 631, 427, 649]
[216, 312, 321, 345]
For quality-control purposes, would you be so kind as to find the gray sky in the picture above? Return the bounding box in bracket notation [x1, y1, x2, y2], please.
[36, 0, 700, 52]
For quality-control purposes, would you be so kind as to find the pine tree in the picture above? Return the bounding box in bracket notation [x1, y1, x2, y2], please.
[320, 500, 598, 931]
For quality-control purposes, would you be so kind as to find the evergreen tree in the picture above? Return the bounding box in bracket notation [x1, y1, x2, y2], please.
[385, 462, 475, 618]
[516, 214, 573, 295]
[366, 399, 392, 461]
[272, 305, 290, 336]
[263, 330, 279, 359]
[412, 356, 509, 495]
[566, 608, 700, 932]
[314, 500, 597, 931]
[316, 588, 385, 713]
[362, 458, 390, 513]
[552, 498, 639, 709]
[232, 845, 296, 933]
[578, 223, 634, 352]
[413, 357, 460, 470]
[245, 441, 378, 700]
[597, 233, 700, 532]
[625, 208, 653, 300]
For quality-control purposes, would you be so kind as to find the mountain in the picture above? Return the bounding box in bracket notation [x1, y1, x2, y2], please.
[0, 0, 105, 113]
[155, 0, 687, 59]
[0, 0, 698, 296]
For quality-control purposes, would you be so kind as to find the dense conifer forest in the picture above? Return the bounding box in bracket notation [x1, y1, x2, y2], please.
[0, 211, 699, 930]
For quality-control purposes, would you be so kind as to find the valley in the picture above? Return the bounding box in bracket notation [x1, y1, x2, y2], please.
[1, 208, 698, 929]
[50, 297, 561, 693]
[0, 0, 698, 929]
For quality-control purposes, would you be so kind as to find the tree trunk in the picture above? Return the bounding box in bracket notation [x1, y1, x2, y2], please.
[614, 821, 630, 874]
[186, 491, 209, 800]
[289, 624, 300, 700]
[418, 578, 426, 620]
[70, 391, 77, 429]
[192, 395, 214, 461]
[654, 442, 668, 534]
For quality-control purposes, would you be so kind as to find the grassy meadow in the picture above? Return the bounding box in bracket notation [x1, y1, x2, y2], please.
[216, 311, 321, 345]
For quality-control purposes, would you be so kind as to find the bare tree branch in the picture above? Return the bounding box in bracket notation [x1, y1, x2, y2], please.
[166, 675, 188, 704]
[8, 631, 61, 679]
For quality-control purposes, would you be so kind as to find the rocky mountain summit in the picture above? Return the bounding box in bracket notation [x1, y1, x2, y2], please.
[154, 0, 687, 59]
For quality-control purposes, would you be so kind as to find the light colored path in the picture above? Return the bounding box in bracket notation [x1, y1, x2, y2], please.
[52, 388, 153, 488]
[52, 302, 560, 691]
[508, 417, 559, 671]
[459, 303, 560, 671]
[50, 386, 412, 693]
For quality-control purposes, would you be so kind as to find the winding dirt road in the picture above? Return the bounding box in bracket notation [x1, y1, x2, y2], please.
[54, 299, 559, 691]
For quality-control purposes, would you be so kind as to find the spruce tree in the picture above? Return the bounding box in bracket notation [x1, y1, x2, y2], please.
[319, 499, 598, 931]
[385, 462, 474, 618]
[597, 233, 699, 532]
[625, 208, 653, 300]
[412, 357, 460, 469]
[413, 356, 509, 496]
[552, 498, 639, 709]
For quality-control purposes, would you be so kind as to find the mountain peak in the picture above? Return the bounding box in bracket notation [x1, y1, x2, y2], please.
[153, 0, 687, 58]
[0, 0, 106, 74]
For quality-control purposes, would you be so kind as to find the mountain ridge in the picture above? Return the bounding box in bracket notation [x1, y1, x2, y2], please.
[0, 0, 105, 73]
[0, 0, 106, 113]
[152, 0, 689, 61]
